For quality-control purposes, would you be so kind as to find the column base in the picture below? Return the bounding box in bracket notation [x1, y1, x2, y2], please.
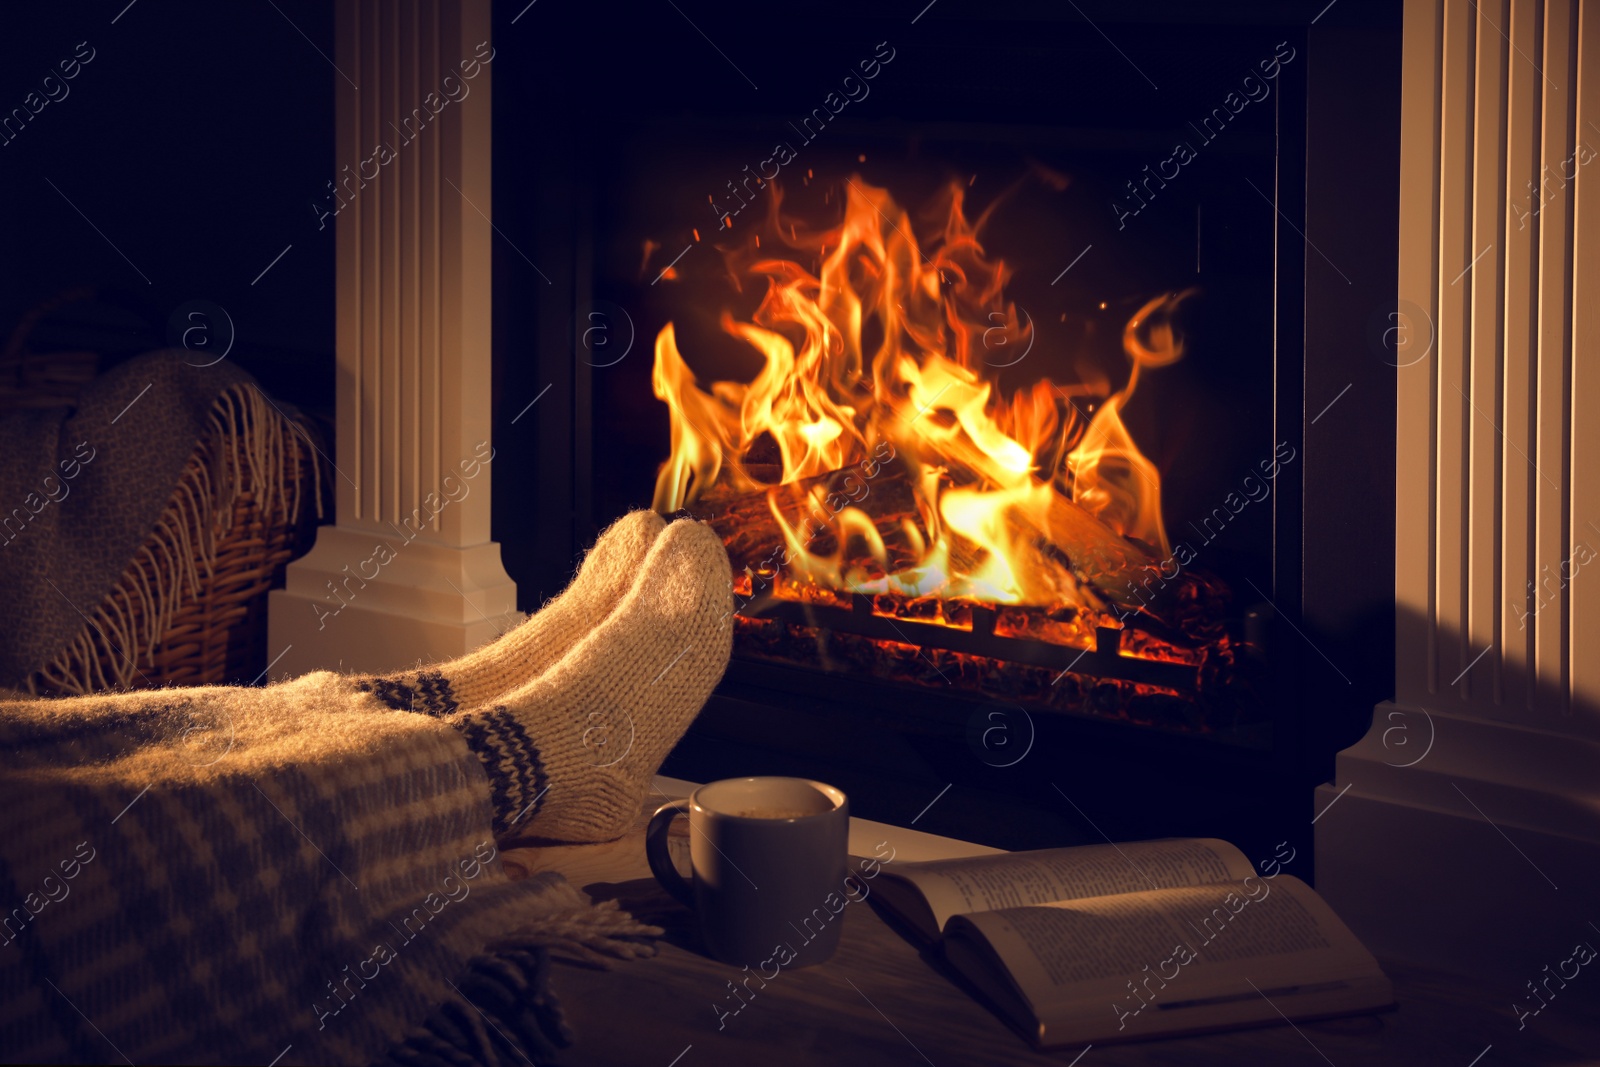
[1315, 701, 1600, 986]
[267, 524, 519, 677]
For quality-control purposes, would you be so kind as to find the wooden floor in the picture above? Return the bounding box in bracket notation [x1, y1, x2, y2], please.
[504, 792, 1600, 1067]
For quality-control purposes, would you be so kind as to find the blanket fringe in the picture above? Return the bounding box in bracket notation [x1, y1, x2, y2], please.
[513, 877, 665, 966]
[27, 383, 322, 694]
[380, 889, 663, 1067]
[381, 946, 567, 1067]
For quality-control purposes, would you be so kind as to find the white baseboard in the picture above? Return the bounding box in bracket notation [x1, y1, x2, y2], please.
[266, 524, 518, 677]
[1315, 702, 1600, 990]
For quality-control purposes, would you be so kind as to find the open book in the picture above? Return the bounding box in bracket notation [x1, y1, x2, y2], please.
[871, 837, 1394, 1047]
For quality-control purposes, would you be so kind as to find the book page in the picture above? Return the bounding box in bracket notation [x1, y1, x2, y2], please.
[886, 838, 1253, 933]
[951, 877, 1376, 1009]
[989, 883, 1331, 991]
[943, 877, 1391, 1047]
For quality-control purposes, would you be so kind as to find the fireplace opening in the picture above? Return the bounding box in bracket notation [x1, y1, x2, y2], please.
[492, 1, 1399, 863]
[647, 174, 1268, 744]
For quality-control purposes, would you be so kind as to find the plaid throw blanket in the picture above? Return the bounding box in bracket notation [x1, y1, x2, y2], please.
[0, 351, 313, 691]
[0, 671, 659, 1065]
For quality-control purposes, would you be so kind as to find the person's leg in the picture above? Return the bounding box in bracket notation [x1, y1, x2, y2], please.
[2, 511, 729, 847]
[0, 509, 668, 775]
[350, 508, 666, 713]
[357, 518, 734, 842]
[0, 515, 732, 1064]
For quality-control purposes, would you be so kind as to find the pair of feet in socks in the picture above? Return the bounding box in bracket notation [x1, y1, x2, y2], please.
[356, 512, 732, 843]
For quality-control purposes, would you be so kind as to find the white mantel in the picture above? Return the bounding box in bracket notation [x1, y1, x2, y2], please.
[268, 0, 518, 676]
[1317, 0, 1599, 978]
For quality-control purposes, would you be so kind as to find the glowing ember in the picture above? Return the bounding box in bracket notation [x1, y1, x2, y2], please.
[651, 176, 1191, 620]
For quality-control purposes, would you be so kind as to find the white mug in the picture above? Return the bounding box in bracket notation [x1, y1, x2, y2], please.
[646, 777, 849, 967]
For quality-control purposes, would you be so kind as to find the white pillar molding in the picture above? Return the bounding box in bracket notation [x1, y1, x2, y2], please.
[1318, 0, 1600, 977]
[269, 0, 517, 676]
[1316, 704, 1600, 975]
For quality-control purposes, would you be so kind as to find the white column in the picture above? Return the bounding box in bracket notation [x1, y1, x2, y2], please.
[1317, 0, 1600, 976]
[268, 0, 517, 676]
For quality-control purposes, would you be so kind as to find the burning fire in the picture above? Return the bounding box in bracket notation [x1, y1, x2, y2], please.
[651, 176, 1190, 619]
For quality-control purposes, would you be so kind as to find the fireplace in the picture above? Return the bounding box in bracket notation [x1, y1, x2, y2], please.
[654, 170, 1255, 717]
[488, 1, 1401, 863]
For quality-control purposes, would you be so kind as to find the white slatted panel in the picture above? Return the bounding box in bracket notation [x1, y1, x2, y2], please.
[1467, 0, 1509, 702]
[1395, 0, 1442, 699]
[1571, 1, 1600, 723]
[334, 0, 492, 544]
[1500, 0, 1539, 712]
[1534, 0, 1577, 712]
[381, 0, 402, 525]
[1433, 0, 1474, 695]
[1399, 0, 1599, 736]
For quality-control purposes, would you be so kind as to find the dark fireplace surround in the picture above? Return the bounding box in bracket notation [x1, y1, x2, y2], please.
[490, 1, 1400, 873]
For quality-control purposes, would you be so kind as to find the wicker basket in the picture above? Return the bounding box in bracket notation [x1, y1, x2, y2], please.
[25, 397, 324, 695]
[3, 296, 326, 694]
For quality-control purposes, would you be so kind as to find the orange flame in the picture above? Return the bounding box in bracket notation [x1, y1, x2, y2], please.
[652, 176, 1189, 612]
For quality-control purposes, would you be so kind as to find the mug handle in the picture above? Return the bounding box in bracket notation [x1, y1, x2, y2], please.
[645, 798, 694, 909]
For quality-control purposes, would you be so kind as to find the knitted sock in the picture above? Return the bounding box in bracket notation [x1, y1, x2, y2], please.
[352, 509, 665, 716]
[439, 518, 732, 843]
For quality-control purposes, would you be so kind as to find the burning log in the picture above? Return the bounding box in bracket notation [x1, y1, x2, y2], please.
[688, 453, 912, 574]
[683, 456, 1225, 645]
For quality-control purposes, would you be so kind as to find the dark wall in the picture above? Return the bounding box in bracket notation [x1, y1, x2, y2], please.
[1301, 17, 1403, 760]
[0, 0, 334, 414]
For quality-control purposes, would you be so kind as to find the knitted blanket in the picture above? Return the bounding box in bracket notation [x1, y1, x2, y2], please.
[0, 672, 660, 1064]
[0, 350, 311, 691]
